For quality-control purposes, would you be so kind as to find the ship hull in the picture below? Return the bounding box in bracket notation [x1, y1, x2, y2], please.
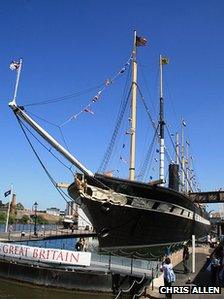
[68, 174, 210, 258]
[81, 197, 209, 257]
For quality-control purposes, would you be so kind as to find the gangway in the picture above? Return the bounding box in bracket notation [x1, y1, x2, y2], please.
[189, 190, 224, 203]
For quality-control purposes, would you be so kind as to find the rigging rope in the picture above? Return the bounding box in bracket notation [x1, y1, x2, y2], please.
[23, 55, 133, 135]
[138, 63, 158, 119]
[27, 110, 59, 127]
[23, 84, 104, 107]
[59, 126, 71, 154]
[138, 124, 159, 181]
[117, 126, 130, 172]
[26, 110, 73, 169]
[165, 124, 195, 192]
[60, 56, 132, 127]
[98, 87, 132, 173]
[21, 56, 133, 178]
[18, 118, 74, 174]
[15, 115, 92, 225]
[98, 68, 132, 173]
[137, 84, 173, 173]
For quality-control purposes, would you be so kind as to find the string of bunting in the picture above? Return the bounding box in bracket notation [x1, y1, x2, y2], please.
[60, 56, 133, 127]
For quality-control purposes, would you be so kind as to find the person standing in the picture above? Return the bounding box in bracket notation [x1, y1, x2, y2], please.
[75, 238, 83, 251]
[9, 225, 13, 232]
[210, 252, 220, 285]
[160, 257, 175, 299]
[183, 245, 190, 274]
[206, 234, 211, 246]
[81, 238, 87, 251]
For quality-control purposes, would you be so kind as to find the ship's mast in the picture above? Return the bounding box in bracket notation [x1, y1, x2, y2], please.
[189, 155, 193, 191]
[181, 117, 185, 191]
[12, 59, 23, 103]
[9, 60, 94, 177]
[186, 140, 190, 193]
[175, 133, 179, 165]
[129, 30, 138, 181]
[159, 55, 165, 186]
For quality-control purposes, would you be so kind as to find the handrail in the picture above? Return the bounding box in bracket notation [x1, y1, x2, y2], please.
[132, 286, 147, 299]
[114, 273, 146, 299]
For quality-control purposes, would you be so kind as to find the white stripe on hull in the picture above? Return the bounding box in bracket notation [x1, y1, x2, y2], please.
[88, 186, 210, 226]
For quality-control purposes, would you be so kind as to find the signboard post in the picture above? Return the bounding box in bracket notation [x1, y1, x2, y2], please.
[192, 235, 195, 273]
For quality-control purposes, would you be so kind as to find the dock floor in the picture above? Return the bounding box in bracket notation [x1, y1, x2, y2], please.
[144, 249, 224, 299]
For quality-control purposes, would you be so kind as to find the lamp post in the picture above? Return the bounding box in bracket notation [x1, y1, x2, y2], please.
[33, 202, 38, 236]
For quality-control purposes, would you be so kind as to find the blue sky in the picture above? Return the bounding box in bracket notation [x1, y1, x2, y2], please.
[1, 0, 224, 211]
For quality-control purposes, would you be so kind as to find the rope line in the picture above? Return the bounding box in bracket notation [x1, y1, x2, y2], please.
[27, 110, 59, 127]
[60, 56, 132, 127]
[137, 84, 173, 176]
[165, 125, 195, 192]
[23, 84, 104, 107]
[138, 124, 159, 181]
[15, 115, 92, 225]
[26, 110, 73, 170]
[98, 73, 132, 173]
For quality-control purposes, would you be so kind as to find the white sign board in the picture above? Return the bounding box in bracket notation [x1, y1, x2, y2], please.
[0, 242, 91, 266]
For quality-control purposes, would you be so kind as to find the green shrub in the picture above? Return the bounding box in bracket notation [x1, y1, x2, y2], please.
[9, 214, 16, 224]
[21, 215, 30, 224]
[0, 212, 6, 223]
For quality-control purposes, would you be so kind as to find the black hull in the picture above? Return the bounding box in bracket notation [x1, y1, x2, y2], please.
[82, 198, 209, 245]
[68, 174, 210, 257]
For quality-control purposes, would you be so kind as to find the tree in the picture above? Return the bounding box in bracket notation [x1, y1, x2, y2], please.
[36, 215, 48, 225]
[16, 203, 24, 210]
[21, 215, 30, 224]
[30, 214, 49, 225]
[0, 212, 6, 223]
[9, 214, 16, 224]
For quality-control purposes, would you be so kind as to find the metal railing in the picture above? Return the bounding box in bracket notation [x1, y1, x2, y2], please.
[114, 273, 147, 299]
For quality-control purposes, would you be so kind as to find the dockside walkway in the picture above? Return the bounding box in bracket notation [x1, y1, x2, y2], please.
[0, 228, 96, 242]
[143, 246, 224, 299]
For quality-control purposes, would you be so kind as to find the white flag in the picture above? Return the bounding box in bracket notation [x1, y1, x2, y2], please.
[10, 61, 20, 71]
